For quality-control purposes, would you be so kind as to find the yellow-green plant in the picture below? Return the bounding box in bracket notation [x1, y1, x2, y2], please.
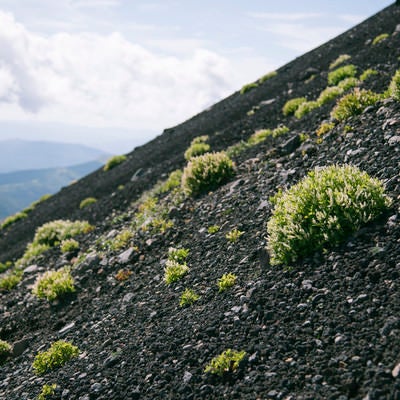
[316, 122, 335, 137]
[103, 154, 127, 171]
[182, 152, 235, 197]
[164, 260, 189, 285]
[328, 65, 357, 86]
[338, 77, 359, 91]
[258, 70, 277, 83]
[168, 247, 189, 263]
[0, 211, 28, 230]
[360, 69, 378, 82]
[179, 288, 200, 307]
[204, 349, 246, 376]
[282, 97, 307, 116]
[267, 165, 392, 266]
[207, 225, 220, 234]
[331, 89, 381, 121]
[32, 340, 79, 375]
[317, 86, 344, 106]
[32, 268, 75, 301]
[294, 101, 319, 119]
[389, 69, 400, 101]
[225, 228, 244, 243]
[218, 273, 237, 292]
[372, 33, 389, 45]
[60, 238, 79, 253]
[0, 270, 22, 291]
[79, 197, 97, 209]
[0, 261, 12, 274]
[240, 82, 258, 94]
[38, 383, 57, 400]
[158, 169, 183, 193]
[329, 54, 351, 70]
[0, 339, 12, 362]
[184, 136, 210, 161]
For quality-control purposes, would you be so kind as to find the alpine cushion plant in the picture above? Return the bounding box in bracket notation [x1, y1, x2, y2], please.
[282, 97, 307, 116]
[79, 197, 97, 209]
[267, 165, 391, 266]
[179, 288, 200, 307]
[181, 152, 235, 197]
[164, 260, 189, 285]
[32, 340, 79, 375]
[329, 54, 351, 70]
[103, 154, 127, 171]
[32, 268, 75, 301]
[218, 273, 237, 292]
[0, 339, 12, 362]
[204, 349, 246, 376]
[328, 65, 357, 86]
[389, 69, 400, 101]
[184, 136, 210, 161]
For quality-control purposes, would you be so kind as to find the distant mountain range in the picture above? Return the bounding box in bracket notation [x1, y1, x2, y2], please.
[0, 139, 109, 173]
[0, 140, 110, 220]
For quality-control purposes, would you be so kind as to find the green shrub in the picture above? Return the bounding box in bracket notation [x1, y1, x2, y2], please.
[38, 383, 57, 400]
[272, 125, 290, 138]
[32, 340, 79, 375]
[1, 211, 28, 229]
[32, 268, 75, 301]
[164, 260, 189, 285]
[282, 97, 307, 116]
[294, 100, 320, 119]
[207, 225, 220, 234]
[226, 141, 250, 158]
[226, 228, 244, 243]
[184, 142, 211, 161]
[204, 349, 246, 376]
[218, 273, 237, 292]
[267, 164, 392, 266]
[0, 339, 12, 362]
[0, 270, 22, 291]
[389, 69, 400, 100]
[103, 155, 127, 171]
[248, 129, 272, 145]
[0, 261, 13, 274]
[372, 33, 389, 45]
[168, 247, 190, 263]
[60, 238, 79, 253]
[317, 86, 344, 105]
[240, 82, 258, 94]
[181, 152, 235, 197]
[360, 69, 378, 82]
[329, 54, 351, 70]
[328, 65, 357, 86]
[179, 288, 200, 307]
[338, 77, 359, 91]
[259, 71, 277, 83]
[316, 122, 335, 136]
[159, 169, 183, 193]
[79, 197, 97, 209]
[331, 89, 381, 121]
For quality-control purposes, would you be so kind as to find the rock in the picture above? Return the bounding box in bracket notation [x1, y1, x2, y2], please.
[279, 135, 301, 155]
[388, 135, 400, 145]
[122, 293, 135, 303]
[58, 322, 75, 335]
[23, 265, 39, 274]
[392, 362, 400, 378]
[183, 371, 192, 383]
[118, 247, 135, 264]
[12, 337, 31, 356]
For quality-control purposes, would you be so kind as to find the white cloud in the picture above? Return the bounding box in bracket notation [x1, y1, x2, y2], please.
[339, 14, 366, 24]
[0, 10, 235, 131]
[72, 0, 120, 8]
[248, 12, 323, 21]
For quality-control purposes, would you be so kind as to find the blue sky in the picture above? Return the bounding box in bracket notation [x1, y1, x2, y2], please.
[0, 0, 393, 153]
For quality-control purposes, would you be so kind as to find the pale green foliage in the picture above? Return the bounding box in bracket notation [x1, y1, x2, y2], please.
[32, 340, 79, 375]
[282, 97, 307, 116]
[181, 152, 235, 197]
[259, 71, 277, 83]
[168, 247, 189, 263]
[360, 69, 378, 82]
[329, 54, 351, 70]
[331, 89, 381, 121]
[317, 86, 343, 105]
[37, 384, 57, 400]
[0, 261, 12, 273]
[338, 77, 359, 91]
[294, 101, 319, 119]
[225, 228, 244, 243]
[0, 339, 12, 359]
[79, 197, 97, 209]
[60, 238, 79, 253]
[179, 288, 200, 307]
[103, 154, 127, 171]
[164, 260, 189, 285]
[389, 69, 400, 101]
[184, 136, 211, 161]
[328, 65, 357, 86]
[218, 273, 237, 292]
[0, 270, 22, 291]
[204, 349, 246, 376]
[272, 125, 290, 137]
[111, 230, 134, 251]
[372, 33, 389, 45]
[226, 141, 250, 158]
[248, 125, 289, 145]
[267, 165, 392, 266]
[158, 169, 183, 193]
[240, 82, 258, 94]
[316, 122, 335, 137]
[32, 268, 75, 301]
[1, 211, 28, 229]
[207, 225, 220, 234]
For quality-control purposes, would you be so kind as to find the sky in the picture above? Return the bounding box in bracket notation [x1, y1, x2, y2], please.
[0, 0, 394, 153]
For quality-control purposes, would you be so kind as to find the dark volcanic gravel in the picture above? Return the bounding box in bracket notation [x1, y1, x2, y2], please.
[1, 3, 400, 400]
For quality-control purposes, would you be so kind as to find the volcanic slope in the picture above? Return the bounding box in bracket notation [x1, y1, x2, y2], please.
[1, 3, 400, 400]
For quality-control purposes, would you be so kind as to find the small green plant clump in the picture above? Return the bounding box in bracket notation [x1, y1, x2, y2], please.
[316, 122, 335, 137]
[0, 339, 12, 362]
[168, 247, 190, 263]
[0, 261, 13, 273]
[328, 65, 357, 86]
[103, 154, 127, 171]
[360, 69, 378, 82]
[205, 349, 246, 376]
[179, 288, 200, 307]
[267, 164, 392, 266]
[181, 152, 235, 197]
[32, 268, 75, 301]
[337, 77, 359, 91]
[218, 273, 237, 292]
[184, 135, 210, 161]
[240, 82, 258, 95]
[258, 70, 277, 83]
[389, 69, 400, 101]
[331, 89, 381, 122]
[32, 340, 79, 375]
[38, 383, 57, 400]
[282, 97, 307, 116]
[207, 225, 220, 234]
[372, 33, 389, 45]
[0, 270, 22, 291]
[294, 100, 320, 119]
[79, 197, 97, 209]
[317, 86, 344, 106]
[110, 230, 134, 251]
[329, 54, 351, 70]
[225, 228, 244, 243]
[158, 169, 183, 193]
[164, 260, 189, 285]
[60, 238, 79, 253]
[115, 268, 132, 282]
[0, 211, 28, 230]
